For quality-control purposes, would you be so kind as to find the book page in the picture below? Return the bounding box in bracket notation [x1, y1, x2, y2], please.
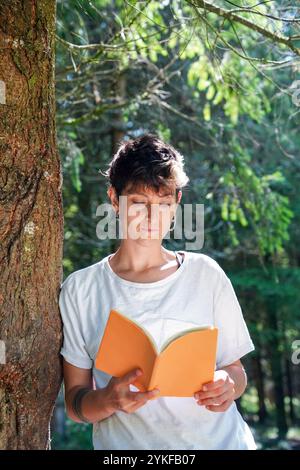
[160, 325, 213, 352]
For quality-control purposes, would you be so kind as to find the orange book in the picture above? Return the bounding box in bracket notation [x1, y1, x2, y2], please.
[95, 309, 218, 399]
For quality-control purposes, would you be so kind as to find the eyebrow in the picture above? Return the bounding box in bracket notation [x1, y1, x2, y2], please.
[128, 192, 174, 198]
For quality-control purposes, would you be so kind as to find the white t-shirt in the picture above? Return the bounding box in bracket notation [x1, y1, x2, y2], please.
[59, 250, 256, 450]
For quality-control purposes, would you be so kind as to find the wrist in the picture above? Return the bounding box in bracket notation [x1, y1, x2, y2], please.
[71, 387, 93, 423]
[95, 387, 116, 417]
[222, 366, 246, 400]
[68, 387, 116, 424]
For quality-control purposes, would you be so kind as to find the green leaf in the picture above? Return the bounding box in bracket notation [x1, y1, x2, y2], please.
[206, 84, 215, 100]
[203, 102, 211, 121]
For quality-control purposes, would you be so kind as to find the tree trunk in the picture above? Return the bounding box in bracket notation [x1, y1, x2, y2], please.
[285, 358, 296, 424]
[0, 0, 63, 449]
[251, 346, 268, 423]
[265, 296, 288, 437]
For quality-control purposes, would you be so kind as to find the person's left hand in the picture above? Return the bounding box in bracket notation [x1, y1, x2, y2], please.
[194, 370, 235, 412]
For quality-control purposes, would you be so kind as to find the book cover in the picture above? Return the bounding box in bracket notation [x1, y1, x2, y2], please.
[95, 308, 218, 399]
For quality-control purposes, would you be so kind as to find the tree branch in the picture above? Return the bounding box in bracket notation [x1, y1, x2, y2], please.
[187, 0, 300, 56]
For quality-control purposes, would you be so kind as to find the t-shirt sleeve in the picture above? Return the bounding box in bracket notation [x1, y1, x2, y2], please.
[213, 272, 255, 369]
[59, 275, 93, 369]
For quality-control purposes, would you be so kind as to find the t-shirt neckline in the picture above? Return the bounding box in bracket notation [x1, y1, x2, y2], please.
[103, 250, 188, 288]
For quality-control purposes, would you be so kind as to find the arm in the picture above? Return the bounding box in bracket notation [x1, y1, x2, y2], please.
[194, 359, 247, 412]
[63, 359, 160, 424]
[59, 278, 160, 424]
[63, 358, 115, 424]
[222, 359, 247, 400]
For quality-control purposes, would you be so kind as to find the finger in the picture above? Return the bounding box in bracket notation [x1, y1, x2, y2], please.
[197, 390, 232, 406]
[118, 368, 143, 386]
[117, 389, 157, 413]
[125, 389, 160, 408]
[129, 388, 160, 402]
[201, 378, 226, 391]
[205, 399, 233, 412]
[122, 394, 154, 414]
[194, 385, 225, 400]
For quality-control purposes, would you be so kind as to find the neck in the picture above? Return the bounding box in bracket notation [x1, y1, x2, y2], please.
[111, 241, 173, 272]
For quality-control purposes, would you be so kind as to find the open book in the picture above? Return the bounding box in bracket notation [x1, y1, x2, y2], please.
[95, 309, 218, 399]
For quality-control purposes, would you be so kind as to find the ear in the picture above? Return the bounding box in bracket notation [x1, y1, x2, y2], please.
[107, 185, 119, 212]
[177, 190, 182, 204]
[107, 185, 113, 198]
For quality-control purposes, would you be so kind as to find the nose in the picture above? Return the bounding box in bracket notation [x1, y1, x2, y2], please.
[140, 203, 158, 226]
[146, 202, 160, 218]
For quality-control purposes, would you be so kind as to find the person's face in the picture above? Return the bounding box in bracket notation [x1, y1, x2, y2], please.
[108, 184, 182, 240]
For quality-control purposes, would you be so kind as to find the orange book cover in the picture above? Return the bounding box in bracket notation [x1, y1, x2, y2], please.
[95, 309, 218, 399]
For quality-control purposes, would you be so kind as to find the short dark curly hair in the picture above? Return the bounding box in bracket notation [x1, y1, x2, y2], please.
[101, 133, 189, 199]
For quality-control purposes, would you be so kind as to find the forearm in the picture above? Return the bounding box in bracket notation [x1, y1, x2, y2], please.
[66, 385, 115, 424]
[221, 364, 247, 400]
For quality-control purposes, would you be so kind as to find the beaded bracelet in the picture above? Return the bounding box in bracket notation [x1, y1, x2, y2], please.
[72, 387, 92, 424]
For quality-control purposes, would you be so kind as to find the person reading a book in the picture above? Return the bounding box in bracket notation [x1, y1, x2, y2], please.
[59, 133, 256, 450]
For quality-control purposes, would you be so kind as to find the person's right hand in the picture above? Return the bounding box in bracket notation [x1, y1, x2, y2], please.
[103, 368, 160, 415]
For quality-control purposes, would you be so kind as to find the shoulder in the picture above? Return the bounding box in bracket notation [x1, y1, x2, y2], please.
[187, 251, 227, 281]
[185, 252, 230, 298]
[60, 256, 107, 292]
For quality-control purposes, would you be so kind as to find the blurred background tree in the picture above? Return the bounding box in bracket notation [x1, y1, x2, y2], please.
[51, 0, 300, 450]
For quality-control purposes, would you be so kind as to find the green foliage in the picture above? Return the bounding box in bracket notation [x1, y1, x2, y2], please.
[187, 53, 271, 125]
[217, 140, 293, 256]
[52, 418, 93, 450]
[59, 130, 85, 192]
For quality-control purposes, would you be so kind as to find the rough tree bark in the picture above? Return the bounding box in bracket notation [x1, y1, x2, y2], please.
[0, 0, 63, 449]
